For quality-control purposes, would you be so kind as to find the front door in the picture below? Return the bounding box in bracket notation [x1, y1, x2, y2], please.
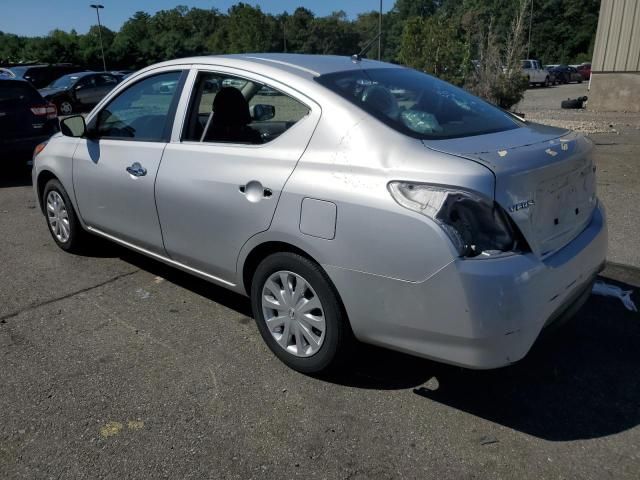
[155, 69, 320, 282]
[73, 70, 185, 253]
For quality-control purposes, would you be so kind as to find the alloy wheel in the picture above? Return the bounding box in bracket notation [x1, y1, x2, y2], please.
[46, 190, 70, 243]
[60, 101, 73, 115]
[261, 270, 326, 357]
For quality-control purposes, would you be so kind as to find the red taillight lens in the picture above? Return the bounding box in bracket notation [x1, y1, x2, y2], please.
[30, 103, 57, 119]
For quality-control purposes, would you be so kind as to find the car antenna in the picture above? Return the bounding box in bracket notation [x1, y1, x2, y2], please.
[351, 32, 382, 62]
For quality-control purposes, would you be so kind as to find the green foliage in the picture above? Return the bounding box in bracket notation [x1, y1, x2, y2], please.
[0, 0, 600, 83]
[399, 16, 470, 85]
[491, 73, 530, 109]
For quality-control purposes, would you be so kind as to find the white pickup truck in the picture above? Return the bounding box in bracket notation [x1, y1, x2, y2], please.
[521, 59, 550, 87]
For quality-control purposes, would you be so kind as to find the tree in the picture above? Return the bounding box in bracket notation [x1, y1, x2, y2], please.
[399, 16, 469, 85]
[1, 0, 601, 76]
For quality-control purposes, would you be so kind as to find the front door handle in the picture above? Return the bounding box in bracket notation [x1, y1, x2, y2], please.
[126, 162, 147, 177]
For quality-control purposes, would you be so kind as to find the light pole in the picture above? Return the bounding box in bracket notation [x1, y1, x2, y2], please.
[90, 4, 107, 71]
[378, 0, 382, 61]
[527, 0, 533, 59]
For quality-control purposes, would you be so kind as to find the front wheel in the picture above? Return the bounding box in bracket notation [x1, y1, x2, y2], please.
[43, 179, 86, 252]
[251, 252, 353, 374]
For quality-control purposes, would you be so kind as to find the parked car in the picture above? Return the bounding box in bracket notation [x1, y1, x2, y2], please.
[110, 70, 135, 81]
[32, 54, 607, 374]
[577, 63, 591, 80]
[0, 67, 16, 78]
[543, 65, 559, 85]
[548, 65, 583, 84]
[9, 64, 85, 89]
[38, 71, 120, 115]
[521, 59, 551, 87]
[0, 77, 57, 167]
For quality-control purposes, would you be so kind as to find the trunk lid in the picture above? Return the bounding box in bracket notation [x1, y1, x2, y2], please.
[423, 123, 598, 258]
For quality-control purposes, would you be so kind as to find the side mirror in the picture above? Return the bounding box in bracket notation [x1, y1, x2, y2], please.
[251, 104, 275, 122]
[60, 115, 87, 138]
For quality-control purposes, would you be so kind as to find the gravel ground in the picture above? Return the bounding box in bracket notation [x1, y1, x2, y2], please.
[517, 83, 640, 134]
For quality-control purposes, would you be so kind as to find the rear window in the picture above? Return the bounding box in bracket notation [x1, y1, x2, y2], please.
[0, 81, 41, 103]
[315, 68, 520, 140]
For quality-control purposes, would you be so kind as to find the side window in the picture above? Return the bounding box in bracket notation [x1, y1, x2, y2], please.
[77, 76, 96, 89]
[97, 74, 118, 86]
[182, 71, 310, 144]
[93, 71, 182, 142]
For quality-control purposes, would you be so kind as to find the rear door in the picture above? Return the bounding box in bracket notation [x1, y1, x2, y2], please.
[155, 68, 320, 282]
[74, 75, 98, 106]
[94, 74, 119, 103]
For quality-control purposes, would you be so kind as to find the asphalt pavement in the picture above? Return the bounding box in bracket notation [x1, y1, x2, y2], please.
[1, 166, 639, 479]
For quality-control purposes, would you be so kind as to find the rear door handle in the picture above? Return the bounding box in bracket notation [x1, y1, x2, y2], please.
[239, 181, 272, 202]
[126, 162, 147, 177]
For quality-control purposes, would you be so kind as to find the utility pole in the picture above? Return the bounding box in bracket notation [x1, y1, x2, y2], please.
[283, 17, 287, 53]
[527, 0, 533, 58]
[90, 4, 107, 71]
[378, 0, 382, 61]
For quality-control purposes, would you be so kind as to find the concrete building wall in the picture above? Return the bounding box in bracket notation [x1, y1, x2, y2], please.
[589, 0, 640, 112]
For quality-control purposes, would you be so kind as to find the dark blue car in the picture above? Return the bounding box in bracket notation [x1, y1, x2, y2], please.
[0, 78, 58, 168]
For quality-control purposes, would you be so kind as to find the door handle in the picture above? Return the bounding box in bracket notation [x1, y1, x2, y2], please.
[239, 181, 272, 202]
[126, 162, 147, 177]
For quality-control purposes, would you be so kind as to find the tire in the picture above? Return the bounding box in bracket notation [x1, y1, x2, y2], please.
[544, 76, 550, 87]
[42, 179, 86, 252]
[250, 252, 354, 374]
[57, 99, 73, 115]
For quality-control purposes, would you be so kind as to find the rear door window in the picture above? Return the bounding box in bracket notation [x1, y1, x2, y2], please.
[182, 71, 310, 144]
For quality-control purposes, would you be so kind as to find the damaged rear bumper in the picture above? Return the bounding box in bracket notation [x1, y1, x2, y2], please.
[325, 204, 607, 369]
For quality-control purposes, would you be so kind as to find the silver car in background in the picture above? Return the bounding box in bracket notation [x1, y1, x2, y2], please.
[32, 54, 607, 374]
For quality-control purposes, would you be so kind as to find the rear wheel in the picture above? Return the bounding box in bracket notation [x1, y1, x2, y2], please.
[250, 252, 353, 374]
[544, 76, 550, 87]
[43, 179, 86, 252]
[57, 99, 73, 115]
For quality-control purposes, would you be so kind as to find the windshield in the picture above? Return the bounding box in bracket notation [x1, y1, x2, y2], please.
[315, 68, 520, 140]
[48, 74, 79, 89]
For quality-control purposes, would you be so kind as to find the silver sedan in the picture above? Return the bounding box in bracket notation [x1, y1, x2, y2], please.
[32, 54, 607, 373]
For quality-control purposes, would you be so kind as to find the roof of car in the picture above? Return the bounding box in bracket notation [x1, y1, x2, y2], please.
[156, 53, 400, 79]
[56, 71, 96, 79]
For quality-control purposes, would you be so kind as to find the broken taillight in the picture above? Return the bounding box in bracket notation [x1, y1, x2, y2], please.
[388, 181, 522, 258]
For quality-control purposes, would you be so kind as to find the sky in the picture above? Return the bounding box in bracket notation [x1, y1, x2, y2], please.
[0, 1, 393, 37]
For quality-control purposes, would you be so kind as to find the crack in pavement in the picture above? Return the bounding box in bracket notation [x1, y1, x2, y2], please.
[0, 269, 139, 322]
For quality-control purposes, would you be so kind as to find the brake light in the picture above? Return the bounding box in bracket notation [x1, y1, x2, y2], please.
[30, 103, 57, 119]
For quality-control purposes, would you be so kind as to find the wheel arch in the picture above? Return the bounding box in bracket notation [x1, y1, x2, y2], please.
[241, 239, 355, 339]
[242, 240, 320, 296]
[36, 169, 59, 213]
